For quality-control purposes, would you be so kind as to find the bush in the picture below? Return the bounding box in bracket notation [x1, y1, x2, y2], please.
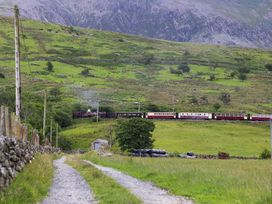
[116, 118, 155, 152]
[213, 103, 221, 111]
[238, 67, 250, 74]
[49, 87, 61, 98]
[230, 71, 236, 78]
[81, 68, 90, 77]
[218, 152, 230, 159]
[54, 109, 72, 128]
[265, 64, 272, 72]
[238, 73, 247, 81]
[209, 74, 216, 81]
[219, 93, 231, 105]
[46, 61, 54, 72]
[59, 137, 73, 151]
[260, 149, 271, 159]
[178, 62, 190, 73]
[0, 73, 5, 78]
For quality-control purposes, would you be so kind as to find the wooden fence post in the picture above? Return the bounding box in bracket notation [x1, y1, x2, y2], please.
[0, 106, 6, 136]
[10, 113, 16, 137]
[5, 107, 11, 137]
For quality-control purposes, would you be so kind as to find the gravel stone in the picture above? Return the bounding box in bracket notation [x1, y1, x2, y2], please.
[40, 157, 97, 204]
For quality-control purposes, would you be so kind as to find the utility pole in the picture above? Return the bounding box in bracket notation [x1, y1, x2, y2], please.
[270, 115, 272, 160]
[56, 124, 58, 148]
[14, 5, 21, 118]
[43, 90, 47, 140]
[50, 118, 53, 145]
[96, 101, 99, 123]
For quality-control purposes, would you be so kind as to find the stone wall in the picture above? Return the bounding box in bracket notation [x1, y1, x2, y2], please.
[0, 135, 60, 191]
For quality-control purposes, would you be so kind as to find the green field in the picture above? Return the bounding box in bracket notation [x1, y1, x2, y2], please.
[0, 16, 272, 113]
[60, 120, 269, 157]
[83, 153, 272, 204]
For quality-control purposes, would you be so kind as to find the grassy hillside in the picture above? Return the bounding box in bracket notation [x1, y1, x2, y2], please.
[60, 120, 270, 157]
[0, 16, 272, 113]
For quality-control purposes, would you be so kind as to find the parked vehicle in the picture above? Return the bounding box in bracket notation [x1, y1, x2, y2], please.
[178, 112, 212, 120]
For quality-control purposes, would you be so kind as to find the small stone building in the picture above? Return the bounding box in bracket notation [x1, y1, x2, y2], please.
[91, 139, 109, 151]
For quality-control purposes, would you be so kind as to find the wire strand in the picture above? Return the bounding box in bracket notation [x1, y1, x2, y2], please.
[19, 16, 32, 74]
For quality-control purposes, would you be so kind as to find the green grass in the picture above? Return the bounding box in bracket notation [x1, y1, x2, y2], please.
[153, 121, 270, 157]
[0, 154, 54, 204]
[67, 155, 141, 204]
[61, 120, 269, 157]
[0, 16, 272, 113]
[83, 153, 272, 204]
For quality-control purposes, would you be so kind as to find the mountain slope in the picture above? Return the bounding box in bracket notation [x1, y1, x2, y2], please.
[0, 16, 271, 113]
[0, 0, 272, 48]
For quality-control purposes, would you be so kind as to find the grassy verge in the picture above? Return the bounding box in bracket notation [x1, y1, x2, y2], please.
[67, 155, 141, 204]
[83, 152, 272, 204]
[0, 154, 54, 204]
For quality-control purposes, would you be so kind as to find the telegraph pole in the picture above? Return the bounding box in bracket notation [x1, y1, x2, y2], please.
[270, 115, 272, 159]
[14, 5, 21, 118]
[56, 124, 59, 148]
[50, 118, 53, 145]
[96, 101, 99, 123]
[43, 90, 47, 139]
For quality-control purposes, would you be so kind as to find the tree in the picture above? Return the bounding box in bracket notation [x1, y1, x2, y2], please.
[49, 87, 61, 98]
[0, 73, 5, 78]
[46, 61, 54, 72]
[238, 73, 247, 81]
[116, 118, 155, 152]
[145, 103, 160, 112]
[178, 62, 190, 73]
[219, 93, 231, 105]
[213, 103, 221, 111]
[265, 64, 272, 72]
[230, 71, 236, 78]
[53, 109, 72, 128]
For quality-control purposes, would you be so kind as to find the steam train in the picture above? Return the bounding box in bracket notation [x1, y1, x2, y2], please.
[73, 111, 271, 121]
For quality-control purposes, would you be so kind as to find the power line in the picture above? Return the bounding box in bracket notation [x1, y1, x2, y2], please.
[19, 17, 32, 74]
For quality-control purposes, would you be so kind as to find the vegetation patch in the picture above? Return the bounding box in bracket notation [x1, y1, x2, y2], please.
[83, 153, 272, 204]
[67, 155, 141, 204]
[0, 154, 54, 204]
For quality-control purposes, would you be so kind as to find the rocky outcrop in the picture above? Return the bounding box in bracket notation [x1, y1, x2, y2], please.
[0, 135, 60, 191]
[0, 0, 272, 48]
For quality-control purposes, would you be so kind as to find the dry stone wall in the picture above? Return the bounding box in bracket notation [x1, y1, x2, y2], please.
[0, 106, 60, 191]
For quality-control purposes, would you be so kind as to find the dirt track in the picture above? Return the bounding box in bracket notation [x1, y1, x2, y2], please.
[40, 157, 97, 204]
[83, 160, 193, 204]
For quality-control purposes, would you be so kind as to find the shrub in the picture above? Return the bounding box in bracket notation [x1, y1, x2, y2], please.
[218, 152, 230, 159]
[213, 103, 221, 111]
[219, 93, 231, 105]
[230, 71, 236, 78]
[49, 87, 61, 98]
[238, 67, 250, 74]
[265, 64, 272, 72]
[0, 73, 5, 78]
[54, 109, 72, 128]
[46, 61, 54, 72]
[178, 62, 190, 73]
[81, 68, 90, 77]
[116, 118, 155, 152]
[238, 73, 247, 81]
[259, 149, 271, 159]
[209, 74, 216, 81]
[59, 137, 73, 151]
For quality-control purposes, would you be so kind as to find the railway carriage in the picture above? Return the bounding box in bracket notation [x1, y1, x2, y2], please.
[107, 112, 143, 118]
[178, 112, 212, 120]
[214, 113, 247, 120]
[145, 112, 176, 119]
[250, 114, 272, 121]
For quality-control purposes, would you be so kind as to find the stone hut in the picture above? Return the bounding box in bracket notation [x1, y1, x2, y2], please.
[91, 139, 109, 151]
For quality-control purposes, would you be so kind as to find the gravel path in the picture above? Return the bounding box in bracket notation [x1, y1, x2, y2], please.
[40, 157, 97, 204]
[83, 160, 193, 204]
